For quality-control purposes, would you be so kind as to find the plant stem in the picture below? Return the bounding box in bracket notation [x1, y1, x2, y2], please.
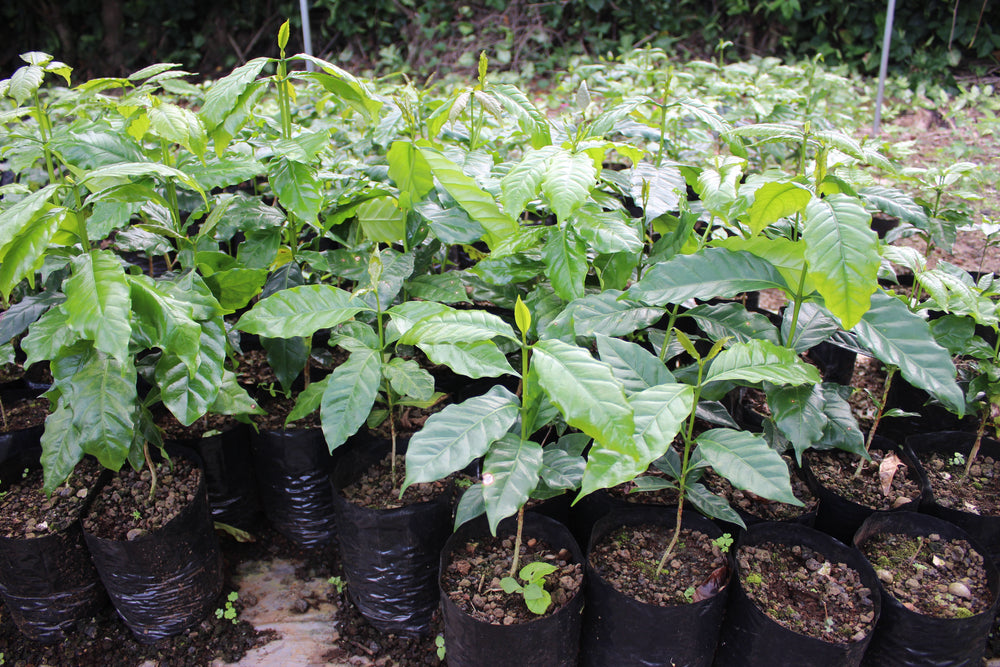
[853, 366, 896, 478]
[509, 505, 526, 578]
[0, 396, 7, 431]
[963, 404, 990, 478]
[658, 305, 682, 363]
[143, 440, 158, 502]
[785, 262, 810, 348]
[32, 91, 58, 185]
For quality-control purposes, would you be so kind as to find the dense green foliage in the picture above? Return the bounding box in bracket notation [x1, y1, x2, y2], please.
[1, 0, 995, 85]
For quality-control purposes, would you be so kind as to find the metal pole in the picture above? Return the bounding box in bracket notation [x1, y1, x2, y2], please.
[873, 0, 897, 135]
[299, 0, 315, 71]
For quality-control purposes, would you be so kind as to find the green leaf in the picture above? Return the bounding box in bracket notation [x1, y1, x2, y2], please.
[628, 248, 788, 305]
[419, 341, 516, 378]
[500, 146, 556, 215]
[0, 184, 62, 254]
[294, 54, 383, 120]
[541, 149, 596, 223]
[40, 404, 85, 494]
[537, 447, 585, 492]
[781, 302, 839, 352]
[400, 309, 517, 345]
[706, 339, 821, 386]
[384, 357, 435, 401]
[182, 155, 265, 191]
[82, 162, 205, 199]
[357, 196, 405, 244]
[199, 57, 269, 132]
[405, 273, 470, 304]
[747, 181, 811, 235]
[686, 303, 780, 346]
[696, 428, 802, 505]
[268, 157, 322, 225]
[0, 292, 63, 345]
[0, 206, 68, 299]
[574, 206, 643, 255]
[149, 102, 207, 159]
[455, 483, 486, 529]
[596, 333, 673, 395]
[417, 146, 518, 249]
[262, 335, 308, 392]
[630, 162, 685, 220]
[236, 284, 367, 338]
[532, 338, 634, 448]
[580, 382, 694, 498]
[811, 384, 866, 459]
[803, 194, 880, 330]
[766, 383, 828, 460]
[488, 83, 551, 148]
[22, 307, 73, 368]
[686, 482, 745, 527]
[320, 348, 382, 452]
[848, 291, 965, 416]
[404, 385, 520, 489]
[155, 320, 225, 425]
[546, 291, 664, 340]
[543, 227, 588, 302]
[482, 435, 544, 534]
[9, 64, 43, 105]
[63, 251, 132, 362]
[210, 370, 261, 415]
[387, 141, 434, 210]
[202, 267, 269, 311]
[858, 186, 929, 229]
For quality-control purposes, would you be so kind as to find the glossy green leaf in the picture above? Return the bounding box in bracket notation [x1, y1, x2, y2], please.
[537, 447, 585, 492]
[404, 385, 520, 489]
[405, 273, 470, 304]
[696, 428, 801, 505]
[547, 291, 664, 340]
[686, 482, 745, 527]
[500, 146, 556, 215]
[811, 384, 866, 460]
[781, 301, 839, 352]
[149, 102, 207, 159]
[199, 57, 269, 131]
[858, 186, 928, 228]
[541, 149, 596, 223]
[747, 181, 811, 235]
[686, 303, 780, 346]
[630, 162, 685, 220]
[9, 64, 43, 105]
[0, 292, 63, 345]
[236, 284, 368, 338]
[82, 162, 204, 199]
[574, 207, 643, 255]
[0, 206, 67, 299]
[202, 267, 269, 312]
[848, 291, 965, 416]
[543, 227, 588, 302]
[532, 338, 634, 448]
[155, 319, 225, 425]
[385, 357, 435, 401]
[596, 333, 673, 395]
[803, 194, 880, 330]
[418, 146, 518, 248]
[269, 157, 322, 224]
[387, 141, 434, 210]
[320, 348, 381, 452]
[628, 248, 788, 306]
[0, 184, 62, 253]
[454, 483, 486, 529]
[489, 83, 552, 148]
[766, 383, 828, 460]
[210, 370, 261, 416]
[419, 341, 516, 378]
[63, 251, 132, 363]
[21, 306, 73, 368]
[263, 335, 308, 392]
[357, 196, 405, 244]
[399, 309, 517, 345]
[182, 155, 264, 191]
[482, 435, 544, 534]
[706, 339, 821, 386]
[294, 54, 383, 120]
[40, 404, 85, 494]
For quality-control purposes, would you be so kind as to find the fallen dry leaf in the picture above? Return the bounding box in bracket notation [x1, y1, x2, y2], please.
[878, 452, 906, 497]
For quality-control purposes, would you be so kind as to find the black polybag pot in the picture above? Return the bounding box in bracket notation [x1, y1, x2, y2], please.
[582, 505, 731, 667]
[440, 512, 584, 667]
[164, 422, 260, 530]
[855, 511, 1000, 667]
[0, 464, 108, 643]
[802, 437, 931, 545]
[330, 432, 453, 636]
[714, 521, 881, 667]
[82, 466, 224, 643]
[906, 431, 1000, 569]
[250, 425, 338, 548]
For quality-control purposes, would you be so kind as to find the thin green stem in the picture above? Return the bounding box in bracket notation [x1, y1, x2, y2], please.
[854, 367, 896, 478]
[73, 186, 92, 253]
[658, 305, 682, 363]
[786, 263, 810, 348]
[143, 440, 158, 502]
[32, 91, 57, 185]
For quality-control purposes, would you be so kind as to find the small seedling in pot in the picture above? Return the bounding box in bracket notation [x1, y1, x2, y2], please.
[215, 591, 239, 624]
[683, 586, 696, 603]
[435, 634, 446, 661]
[745, 572, 763, 586]
[328, 576, 346, 594]
[948, 452, 966, 467]
[500, 561, 558, 615]
[712, 533, 733, 553]
[131, 509, 142, 521]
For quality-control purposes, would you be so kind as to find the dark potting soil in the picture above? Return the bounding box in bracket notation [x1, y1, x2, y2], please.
[0, 396, 48, 433]
[806, 447, 922, 509]
[862, 532, 993, 617]
[82, 458, 201, 541]
[0, 458, 101, 537]
[441, 534, 583, 625]
[738, 541, 876, 643]
[156, 408, 243, 441]
[917, 451, 1000, 516]
[0, 362, 22, 384]
[341, 454, 452, 510]
[234, 348, 279, 389]
[589, 524, 729, 606]
[252, 393, 321, 431]
[703, 455, 818, 521]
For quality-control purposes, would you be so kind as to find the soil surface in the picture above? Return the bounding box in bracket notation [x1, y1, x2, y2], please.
[805, 447, 923, 509]
[341, 454, 452, 510]
[441, 534, 583, 625]
[0, 458, 102, 537]
[862, 532, 993, 617]
[252, 393, 321, 431]
[82, 458, 202, 541]
[157, 408, 243, 441]
[738, 541, 876, 643]
[0, 397, 48, 433]
[589, 524, 728, 606]
[918, 451, 1000, 516]
[703, 456, 818, 521]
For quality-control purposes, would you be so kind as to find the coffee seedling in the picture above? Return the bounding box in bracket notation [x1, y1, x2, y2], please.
[500, 561, 558, 615]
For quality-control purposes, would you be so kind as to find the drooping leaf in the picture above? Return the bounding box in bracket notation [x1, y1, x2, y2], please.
[262, 335, 308, 392]
[0, 184, 62, 254]
[236, 284, 368, 338]
[384, 357, 435, 401]
[482, 435, 544, 534]
[418, 341, 516, 378]
[0, 206, 68, 298]
[696, 428, 802, 505]
[149, 102, 208, 159]
[858, 186, 929, 229]
[454, 483, 486, 529]
[766, 383, 828, 460]
[320, 347, 381, 452]
[489, 83, 552, 148]
[404, 385, 520, 489]
[357, 196, 405, 244]
[811, 384, 866, 460]
[574, 206, 643, 254]
[686, 482, 745, 527]
[0, 292, 63, 345]
[155, 319, 225, 425]
[199, 57, 269, 131]
[500, 145, 556, 215]
[387, 140, 434, 209]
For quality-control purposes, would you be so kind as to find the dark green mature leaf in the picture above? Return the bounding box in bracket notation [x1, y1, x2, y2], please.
[400, 309, 517, 345]
[596, 333, 673, 395]
[706, 339, 821, 386]
[202, 267, 269, 312]
[415, 199, 484, 244]
[384, 357, 434, 401]
[686, 303, 780, 346]
[237, 285, 368, 338]
[155, 319, 225, 425]
[766, 383, 828, 460]
[269, 157, 322, 224]
[628, 248, 788, 305]
[405, 273, 470, 304]
[63, 251, 131, 362]
[263, 335, 308, 392]
[418, 146, 518, 248]
[858, 186, 928, 228]
[199, 57, 269, 131]
[579, 382, 694, 497]
[210, 370, 261, 415]
[537, 447, 585, 492]
[696, 428, 801, 505]
[182, 155, 264, 191]
[500, 146, 556, 215]
[686, 482, 745, 527]
[294, 54, 383, 120]
[803, 194, 880, 330]
[82, 162, 205, 199]
[40, 404, 84, 494]
[630, 162, 685, 220]
[54, 131, 145, 169]
[0, 292, 63, 345]
[533, 338, 634, 448]
[357, 196, 405, 244]
[419, 341, 516, 378]
[404, 385, 519, 489]
[543, 227, 587, 302]
[320, 348, 381, 452]
[781, 301, 839, 352]
[21, 306, 73, 368]
[574, 206, 643, 254]
[811, 384, 866, 460]
[547, 291, 665, 341]
[482, 435, 544, 534]
[848, 291, 965, 416]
